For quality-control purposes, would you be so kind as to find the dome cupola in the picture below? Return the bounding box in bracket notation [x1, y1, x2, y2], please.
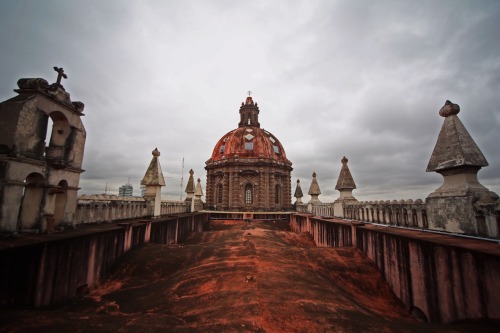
[205, 94, 293, 212]
[238, 94, 260, 128]
[209, 95, 290, 164]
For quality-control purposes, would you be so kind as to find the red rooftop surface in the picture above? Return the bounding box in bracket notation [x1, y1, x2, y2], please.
[1, 220, 497, 332]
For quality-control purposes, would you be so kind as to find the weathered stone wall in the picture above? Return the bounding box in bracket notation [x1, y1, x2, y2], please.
[289, 214, 500, 323]
[75, 195, 189, 224]
[206, 159, 292, 211]
[290, 214, 352, 247]
[426, 194, 499, 237]
[357, 226, 500, 323]
[0, 213, 209, 308]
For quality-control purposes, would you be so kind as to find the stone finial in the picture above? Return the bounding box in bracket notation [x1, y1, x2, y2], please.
[333, 157, 357, 216]
[195, 178, 204, 197]
[185, 169, 195, 196]
[294, 179, 304, 199]
[141, 148, 166, 186]
[308, 172, 321, 195]
[294, 179, 304, 204]
[336, 156, 356, 190]
[439, 100, 460, 117]
[427, 102, 488, 172]
[308, 172, 321, 196]
[426, 102, 498, 237]
[141, 148, 165, 217]
[308, 172, 322, 204]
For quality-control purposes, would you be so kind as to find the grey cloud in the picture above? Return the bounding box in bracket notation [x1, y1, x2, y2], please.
[1, 0, 499, 203]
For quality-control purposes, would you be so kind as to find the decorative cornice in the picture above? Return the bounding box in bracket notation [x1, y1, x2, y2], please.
[14, 78, 85, 115]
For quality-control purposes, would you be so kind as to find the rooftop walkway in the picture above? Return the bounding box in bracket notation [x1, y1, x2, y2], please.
[0, 219, 497, 332]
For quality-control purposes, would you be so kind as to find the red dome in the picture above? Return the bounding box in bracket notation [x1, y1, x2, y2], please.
[210, 126, 289, 163]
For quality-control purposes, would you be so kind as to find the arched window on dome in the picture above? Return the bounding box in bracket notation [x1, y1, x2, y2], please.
[217, 184, 223, 204]
[245, 184, 253, 204]
[275, 184, 281, 204]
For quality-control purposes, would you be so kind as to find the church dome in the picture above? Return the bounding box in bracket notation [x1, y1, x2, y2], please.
[209, 95, 290, 164]
[210, 126, 289, 163]
[205, 95, 293, 212]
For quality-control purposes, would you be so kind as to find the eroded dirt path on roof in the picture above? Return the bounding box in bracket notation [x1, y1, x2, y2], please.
[1, 220, 494, 333]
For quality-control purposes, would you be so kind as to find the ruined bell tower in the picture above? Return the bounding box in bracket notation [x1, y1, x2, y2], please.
[0, 67, 86, 234]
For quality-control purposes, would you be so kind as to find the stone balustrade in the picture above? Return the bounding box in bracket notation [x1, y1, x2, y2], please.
[297, 199, 429, 229]
[298, 197, 500, 237]
[295, 203, 334, 217]
[343, 199, 428, 228]
[75, 195, 189, 224]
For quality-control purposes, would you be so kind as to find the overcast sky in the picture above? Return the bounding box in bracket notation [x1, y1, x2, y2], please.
[1, 0, 499, 203]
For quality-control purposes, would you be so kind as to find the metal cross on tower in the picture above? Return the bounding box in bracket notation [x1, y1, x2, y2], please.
[53, 66, 68, 85]
[247, 90, 252, 96]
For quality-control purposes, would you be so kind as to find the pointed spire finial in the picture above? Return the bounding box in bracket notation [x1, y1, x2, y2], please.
[427, 102, 487, 172]
[195, 178, 204, 197]
[308, 172, 321, 195]
[185, 169, 195, 195]
[336, 156, 356, 190]
[294, 178, 304, 199]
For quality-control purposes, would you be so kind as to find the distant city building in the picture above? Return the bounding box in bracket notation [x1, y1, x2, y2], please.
[118, 183, 133, 197]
